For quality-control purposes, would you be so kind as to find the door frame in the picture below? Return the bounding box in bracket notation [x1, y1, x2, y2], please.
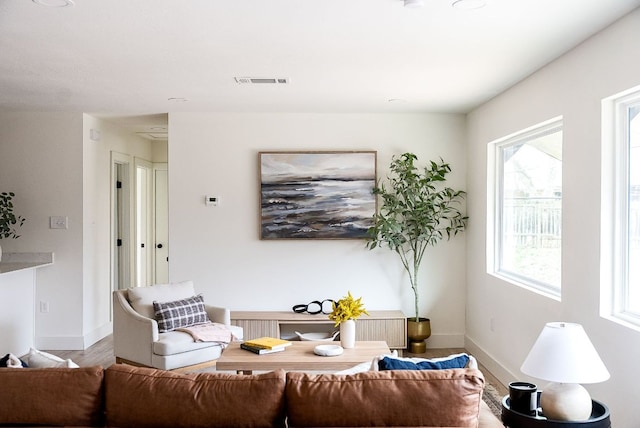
[110, 152, 133, 299]
[152, 162, 169, 284]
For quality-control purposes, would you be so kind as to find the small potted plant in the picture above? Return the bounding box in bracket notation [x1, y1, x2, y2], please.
[328, 291, 369, 349]
[366, 153, 467, 353]
[0, 192, 26, 262]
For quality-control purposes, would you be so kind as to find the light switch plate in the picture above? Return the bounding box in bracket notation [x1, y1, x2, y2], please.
[50, 216, 68, 229]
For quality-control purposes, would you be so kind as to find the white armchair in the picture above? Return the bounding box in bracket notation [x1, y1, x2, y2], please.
[113, 281, 242, 371]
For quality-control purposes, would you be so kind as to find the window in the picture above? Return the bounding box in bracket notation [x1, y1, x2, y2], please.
[489, 118, 563, 297]
[602, 86, 640, 329]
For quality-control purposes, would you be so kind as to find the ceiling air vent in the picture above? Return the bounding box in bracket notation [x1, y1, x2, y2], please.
[235, 77, 289, 85]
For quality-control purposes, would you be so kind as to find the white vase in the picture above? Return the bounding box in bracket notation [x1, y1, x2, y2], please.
[340, 319, 356, 349]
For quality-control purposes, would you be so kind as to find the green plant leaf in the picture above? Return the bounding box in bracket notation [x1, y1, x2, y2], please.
[365, 153, 467, 320]
[0, 191, 26, 240]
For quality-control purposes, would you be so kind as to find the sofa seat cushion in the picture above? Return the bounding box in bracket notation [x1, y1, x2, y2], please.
[105, 364, 287, 428]
[0, 366, 104, 427]
[153, 330, 222, 355]
[285, 368, 485, 427]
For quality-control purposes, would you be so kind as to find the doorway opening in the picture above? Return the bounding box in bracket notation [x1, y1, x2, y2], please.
[111, 152, 169, 297]
[111, 152, 132, 293]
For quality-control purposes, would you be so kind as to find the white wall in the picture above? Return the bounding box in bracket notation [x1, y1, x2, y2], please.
[465, 9, 640, 426]
[152, 141, 168, 163]
[82, 115, 153, 347]
[169, 112, 468, 347]
[0, 112, 153, 350]
[0, 112, 84, 349]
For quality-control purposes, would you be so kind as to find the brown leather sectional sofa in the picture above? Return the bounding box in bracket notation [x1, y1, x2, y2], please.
[0, 364, 503, 427]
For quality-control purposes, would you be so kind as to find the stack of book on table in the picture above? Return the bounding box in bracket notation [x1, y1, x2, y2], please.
[240, 337, 292, 354]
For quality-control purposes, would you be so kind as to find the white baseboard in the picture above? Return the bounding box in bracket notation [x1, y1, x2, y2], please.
[464, 335, 518, 389]
[36, 335, 84, 350]
[36, 322, 112, 350]
[424, 333, 466, 349]
[84, 322, 112, 348]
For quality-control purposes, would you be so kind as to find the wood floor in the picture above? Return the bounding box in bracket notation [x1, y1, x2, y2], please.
[46, 336, 507, 395]
[48, 335, 116, 368]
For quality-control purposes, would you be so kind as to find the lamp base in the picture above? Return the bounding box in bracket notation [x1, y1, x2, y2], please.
[540, 382, 592, 421]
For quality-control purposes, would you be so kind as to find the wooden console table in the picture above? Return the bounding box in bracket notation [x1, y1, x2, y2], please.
[231, 310, 407, 349]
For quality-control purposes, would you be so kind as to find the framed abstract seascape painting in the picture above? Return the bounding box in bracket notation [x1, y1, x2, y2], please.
[259, 151, 377, 239]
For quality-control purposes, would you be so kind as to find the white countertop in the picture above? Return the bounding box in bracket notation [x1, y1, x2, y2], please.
[0, 252, 54, 275]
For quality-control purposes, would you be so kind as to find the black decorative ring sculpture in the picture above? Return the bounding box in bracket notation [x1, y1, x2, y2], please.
[292, 299, 335, 315]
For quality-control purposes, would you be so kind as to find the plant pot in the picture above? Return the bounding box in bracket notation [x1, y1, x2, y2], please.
[407, 317, 431, 354]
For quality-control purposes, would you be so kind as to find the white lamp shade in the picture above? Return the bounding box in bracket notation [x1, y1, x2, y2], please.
[520, 322, 610, 384]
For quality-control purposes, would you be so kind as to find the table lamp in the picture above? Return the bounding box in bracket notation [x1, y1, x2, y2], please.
[520, 322, 610, 421]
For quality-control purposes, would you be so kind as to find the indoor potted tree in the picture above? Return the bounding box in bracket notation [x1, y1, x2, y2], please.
[0, 191, 26, 262]
[366, 153, 467, 353]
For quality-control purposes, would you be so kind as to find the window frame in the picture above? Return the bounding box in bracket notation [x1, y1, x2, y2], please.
[487, 117, 563, 299]
[601, 85, 640, 330]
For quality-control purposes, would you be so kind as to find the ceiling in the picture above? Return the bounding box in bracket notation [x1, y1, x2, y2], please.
[1, 0, 639, 135]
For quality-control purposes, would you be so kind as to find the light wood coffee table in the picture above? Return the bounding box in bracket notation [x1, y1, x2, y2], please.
[217, 341, 390, 374]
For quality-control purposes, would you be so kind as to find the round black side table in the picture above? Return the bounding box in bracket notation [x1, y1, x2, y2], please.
[501, 392, 611, 428]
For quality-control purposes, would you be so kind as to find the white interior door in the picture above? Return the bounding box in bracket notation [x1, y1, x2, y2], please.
[153, 164, 169, 284]
[111, 152, 132, 292]
[135, 158, 153, 287]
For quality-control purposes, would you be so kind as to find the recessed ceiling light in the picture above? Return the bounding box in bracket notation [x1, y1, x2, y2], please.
[452, 0, 486, 10]
[167, 97, 188, 103]
[32, 0, 75, 7]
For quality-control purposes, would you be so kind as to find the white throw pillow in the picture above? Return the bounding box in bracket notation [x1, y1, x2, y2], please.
[22, 348, 79, 368]
[333, 350, 398, 375]
[333, 361, 373, 375]
[127, 280, 195, 319]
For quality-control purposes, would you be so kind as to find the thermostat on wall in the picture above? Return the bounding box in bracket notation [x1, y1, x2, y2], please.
[205, 196, 219, 206]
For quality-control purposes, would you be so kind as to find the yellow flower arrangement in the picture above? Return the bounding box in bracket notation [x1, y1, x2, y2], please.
[328, 291, 369, 326]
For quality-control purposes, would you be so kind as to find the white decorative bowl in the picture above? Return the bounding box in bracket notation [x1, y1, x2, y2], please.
[314, 344, 344, 357]
[294, 331, 339, 341]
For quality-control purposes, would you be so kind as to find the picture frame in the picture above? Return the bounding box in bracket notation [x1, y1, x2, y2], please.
[259, 151, 377, 239]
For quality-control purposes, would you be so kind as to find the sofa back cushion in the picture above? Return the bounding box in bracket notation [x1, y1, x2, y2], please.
[127, 280, 195, 319]
[105, 364, 287, 428]
[285, 368, 485, 427]
[0, 366, 104, 427]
